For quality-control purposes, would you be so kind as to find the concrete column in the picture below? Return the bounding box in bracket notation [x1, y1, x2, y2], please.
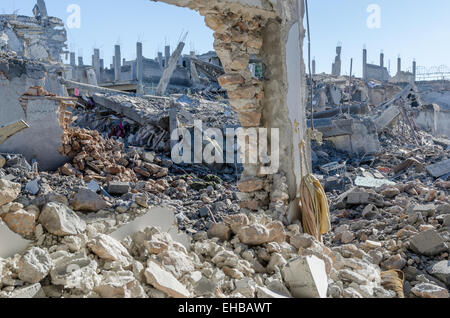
[114, 45, 121, 82]
[70, 52, 76, 79]
[413, 60, 417, 82]
[70, 52, 76, 66]
[165, 45, 170, 68]
[100, 59, 104, 69]
[380, 52, 384, 68]
[136, 42, 143, 83]
[158, 52, 163, 68]
[312, 59, 316, 75]
[397, 57, 401, 74]
[363, 48, 367, 81]
[78, 56, 83, 66]
[93, 49, 100, 82]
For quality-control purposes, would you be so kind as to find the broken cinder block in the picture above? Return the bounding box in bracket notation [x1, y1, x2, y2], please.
[282, 255, 328, 298]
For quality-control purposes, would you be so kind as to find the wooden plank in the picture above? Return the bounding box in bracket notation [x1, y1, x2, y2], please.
[0, 120, 29, 145]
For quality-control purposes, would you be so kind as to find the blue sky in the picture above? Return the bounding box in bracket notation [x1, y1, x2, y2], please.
[1, 0, 449, 77]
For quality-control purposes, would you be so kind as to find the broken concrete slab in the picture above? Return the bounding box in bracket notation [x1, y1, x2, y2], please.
[355, 176, 396, 189]
[308, 118, 353, 138]
[426, 159, 450, 178]
[144, 260, 190, 298]
[407, 204, 436, 218]
[409, 230, 448, 256]
[10, 283, 46, 298]
[0, 219, 32, 258]
[427, 261, 450, 287]
[111, 207, 191, 251]
[326, 118, 381, 155]
[335, 187, 384, 208]
[374, 105, 401, 131]
[282, 255, 328, 298]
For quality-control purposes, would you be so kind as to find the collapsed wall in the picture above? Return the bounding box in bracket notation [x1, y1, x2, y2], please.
[158, 0, 310, 224]
[0, 54, 71, 171]
[0, 12, 67, 62]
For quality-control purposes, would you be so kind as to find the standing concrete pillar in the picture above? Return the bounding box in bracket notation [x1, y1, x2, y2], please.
[100, 59, 104, 69]
[70, 52, 76, 79]
[312, 59, 316, 75]
[158, 52, 163, 68]
[413, 60, 417, 82]
[136, 42, 143, 83]
[93, 49, 100, 82]
[380, 52, 384, 68]
[165, 45, 170, 68]
[78, 56, 83, 66]
[70, 52, 76, 66]
[363, 48, 367, 81]
[114, 45, 121, 82]
[397, 57, 401, 74]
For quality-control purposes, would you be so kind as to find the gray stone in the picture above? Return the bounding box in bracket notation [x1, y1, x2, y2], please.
[198, 206, 211, 218]
[25, 179, 39, 195]
[70, 188, 107, 212]
[426, 159, 450, 178]
[107, 182, 130, 195]
[39, 202, 86, 236]
[407, 204, 436, 218]
[427, 261, 450, 286]
[194, 277, 217, 297]
[409, 230, 448, 256]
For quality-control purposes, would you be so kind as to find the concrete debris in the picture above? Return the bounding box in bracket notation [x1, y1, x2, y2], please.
[426, 159, 450, 178]
[409, 230, 448, 257]
[282, 255, 328, 298]
[355, 176, 396, 189]
[411, 283, 449, 299]
[145, 260, 190, 298]
[38, 202, 86, 236]
[18, 247, 52, 284]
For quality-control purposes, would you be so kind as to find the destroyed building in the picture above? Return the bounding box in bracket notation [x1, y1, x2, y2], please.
[0, 0, 449, 301]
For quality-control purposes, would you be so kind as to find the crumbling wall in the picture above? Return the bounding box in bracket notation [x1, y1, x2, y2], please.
[0, 14, 67, 62]
[157, 0, 308, 223]
[413, 104, 450, 138]
[0, 54, 69, 170]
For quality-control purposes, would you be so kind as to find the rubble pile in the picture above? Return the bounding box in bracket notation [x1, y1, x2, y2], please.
[59, 127, 139, 183]
[0, 172, 397, 298]
[310, 97, 449, 298]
